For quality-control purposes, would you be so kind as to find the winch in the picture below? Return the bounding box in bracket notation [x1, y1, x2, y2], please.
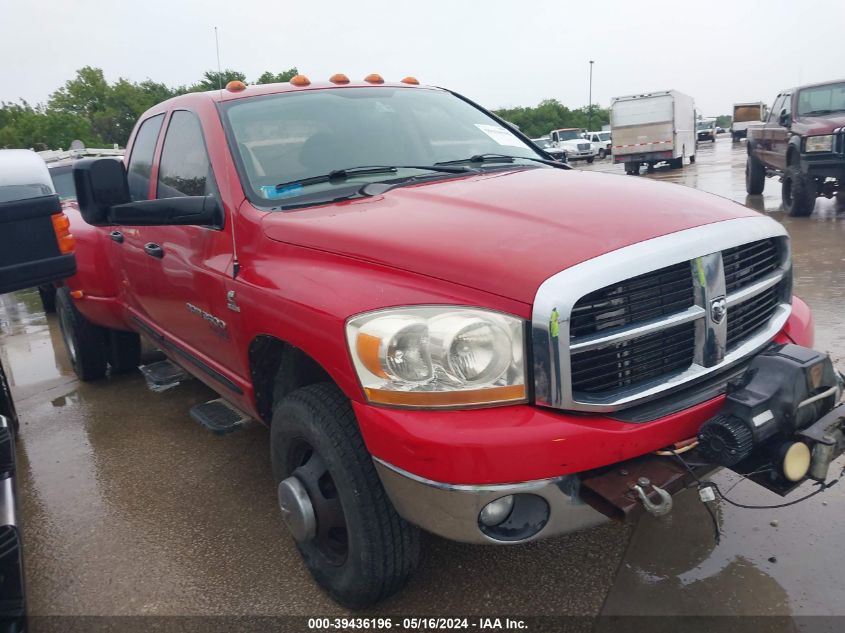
[697, 344, 843, 493]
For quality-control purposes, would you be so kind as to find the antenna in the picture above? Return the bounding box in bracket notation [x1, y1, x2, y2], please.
[214, 26, 241, 278]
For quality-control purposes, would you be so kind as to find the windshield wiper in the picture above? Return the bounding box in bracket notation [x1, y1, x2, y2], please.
[275, 164, 471, 190]
[436, 153, 570, 170]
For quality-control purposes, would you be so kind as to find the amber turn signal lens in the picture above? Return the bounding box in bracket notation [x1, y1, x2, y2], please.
[364, 73, 384, 84]
[400, 76, 419, 85]
[70, 289, 84, 300]
[329, 73, 350, 84]
[364, 384, 526, 408]
[225, 80, 247, 92]
[51, 213, 75, 254]
[290, 75, 311, 87]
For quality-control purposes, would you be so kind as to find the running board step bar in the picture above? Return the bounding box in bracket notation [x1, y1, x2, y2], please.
[138, 360, 187, 393]
[190, 399, 251, 435]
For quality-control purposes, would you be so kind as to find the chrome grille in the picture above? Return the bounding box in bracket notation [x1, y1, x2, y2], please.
[532, 217, 792, 412]
[726, 282, 782, 349]
[723, 238, 778, 293]
[570, 261, 693, 338]
[577, 143, 590, 151]
[571, 322, 695, 393]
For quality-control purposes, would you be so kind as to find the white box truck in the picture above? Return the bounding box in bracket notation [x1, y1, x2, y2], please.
[730, 101, 767, 142]
[610, 90, 696, 175]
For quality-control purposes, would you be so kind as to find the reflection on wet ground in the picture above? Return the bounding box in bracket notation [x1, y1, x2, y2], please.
[1, 137, 843, 618]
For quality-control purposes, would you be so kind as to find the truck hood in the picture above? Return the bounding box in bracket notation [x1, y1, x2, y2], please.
[793, 113, 845, 136]
[261, 168, 758, 305]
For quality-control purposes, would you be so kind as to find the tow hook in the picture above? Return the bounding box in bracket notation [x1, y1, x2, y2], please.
[631, 477, 674, 517]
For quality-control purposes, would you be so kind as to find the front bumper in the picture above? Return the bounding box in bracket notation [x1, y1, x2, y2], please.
[374, 458, 607, 544]
[801, 153, 845, 181]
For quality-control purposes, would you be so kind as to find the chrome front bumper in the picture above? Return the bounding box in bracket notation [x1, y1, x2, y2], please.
[373, 458, 607, 544]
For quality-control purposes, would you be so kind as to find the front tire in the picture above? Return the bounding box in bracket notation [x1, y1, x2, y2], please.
[586, 156, 594, 164]
[598, 148, 606, 160]
[745, 155, 765, 195]
[56, 287, 107, 381]
[270, 383, 420, 608]
[1, 364, 19, 435]
[782, 164, 816, 217]
[107, 330, 141, 374]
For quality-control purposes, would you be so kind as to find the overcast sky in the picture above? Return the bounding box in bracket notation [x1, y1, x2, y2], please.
[1, 0, 843, 116]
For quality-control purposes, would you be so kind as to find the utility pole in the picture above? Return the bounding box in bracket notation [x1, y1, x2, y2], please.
[588, 60, 594, 131]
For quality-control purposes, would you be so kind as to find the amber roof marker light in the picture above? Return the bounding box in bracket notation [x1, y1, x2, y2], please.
[364, 73, 384, 84]
[225, 80, 246, 92]
[290, 75, 311, 87]
[401, 76, 420, 85]
[329, 73, 350, 85]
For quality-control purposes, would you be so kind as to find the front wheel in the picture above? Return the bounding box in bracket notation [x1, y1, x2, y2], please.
[689, 154, 696, 164]
[745, 155, 765, 195]
[271, 383, 420, 608]
[0, 364, 19, 435]
[782, 164, 816, 217]
[586, 156, 594, 164]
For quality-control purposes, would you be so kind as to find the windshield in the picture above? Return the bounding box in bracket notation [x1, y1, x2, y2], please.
[796, 82, 845, 116]
[48, 165, 77, 200]
[555, 130, 580, 141]
[532, 138, 552, 148]
[222, 87, 542, 205]
[598, 132, 610, 141]
[697, 121, 713, 130]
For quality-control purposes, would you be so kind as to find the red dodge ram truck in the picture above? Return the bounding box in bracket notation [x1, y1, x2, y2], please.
[61, 76, 843, 607]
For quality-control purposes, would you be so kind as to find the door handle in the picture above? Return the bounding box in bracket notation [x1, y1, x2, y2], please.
[144, 243, 164, 259]
[109, 230, 124, 244]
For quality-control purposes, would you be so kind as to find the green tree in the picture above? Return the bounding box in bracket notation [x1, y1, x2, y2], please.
[494, 99, 610, 138]
[191, 69, 247, 92]
[256, 68, 299, 84]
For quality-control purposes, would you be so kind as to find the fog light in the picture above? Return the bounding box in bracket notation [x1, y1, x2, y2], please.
[780, 441, 812, 482]
[479, 495, 514, 527]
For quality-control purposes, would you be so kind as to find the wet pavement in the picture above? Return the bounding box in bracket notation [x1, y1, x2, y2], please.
[1, 137, 843, 621]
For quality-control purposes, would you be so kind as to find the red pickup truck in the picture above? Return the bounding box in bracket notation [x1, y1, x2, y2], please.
[61, 76, 843, 607]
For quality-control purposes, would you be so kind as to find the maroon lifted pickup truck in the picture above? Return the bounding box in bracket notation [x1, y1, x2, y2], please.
[746, 79, 845, 216]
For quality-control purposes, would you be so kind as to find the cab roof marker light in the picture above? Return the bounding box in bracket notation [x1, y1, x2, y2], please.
[401, 76, 420, 85]
[290, 75, 311, 87]
[225, 80, 246, 92]
[329, 73, 350, 84]
[364, 73, 384, 84]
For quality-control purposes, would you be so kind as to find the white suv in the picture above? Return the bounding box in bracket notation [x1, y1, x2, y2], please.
[583, 131, 612, 159]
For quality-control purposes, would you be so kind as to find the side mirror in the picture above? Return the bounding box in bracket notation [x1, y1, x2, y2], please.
[109, 196, 222, 227]
[778, 110, 790, 127]
[73, 158, 129, 226]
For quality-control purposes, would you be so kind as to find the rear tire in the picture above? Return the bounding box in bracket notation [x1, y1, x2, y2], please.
[270, 383, 420, 608]
[782, 164, 816, 217]
[598, 148, 606, 160]
[690, 154, 696, 163]
[56, 287, 107, 381]
[745, 155, 765, 195]
[625, 162, 638, 175]
[38, 285, 57, 314]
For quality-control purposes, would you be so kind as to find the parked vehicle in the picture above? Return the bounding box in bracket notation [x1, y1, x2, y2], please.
[0, 149, 79, 626]
[36, 148, 124, 312]
[549, 128, 595, 163]
[731, 102, 767, 141]
[583, 131, 612, 159]
[610, 90, 696, 174]
[64, 76, 842, 608]
[697, 118, 717, 142]
[746, 80, 845, 216]
[531, 137, 568, 162]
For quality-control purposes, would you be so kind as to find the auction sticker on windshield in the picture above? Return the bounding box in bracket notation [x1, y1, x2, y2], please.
[474, 124, 524, 148]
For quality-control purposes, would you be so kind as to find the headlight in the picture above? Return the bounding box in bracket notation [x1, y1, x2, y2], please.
[346, 307, 526, 408]
[805, 135, 833, 153]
